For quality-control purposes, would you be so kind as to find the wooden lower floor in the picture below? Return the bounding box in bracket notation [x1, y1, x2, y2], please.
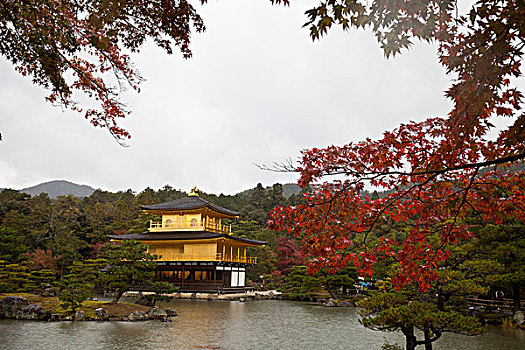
[134, 262, 253, 293]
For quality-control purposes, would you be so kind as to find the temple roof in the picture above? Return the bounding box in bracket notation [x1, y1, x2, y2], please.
[108, 231, 266, 246]
[140, 194, 240, 217]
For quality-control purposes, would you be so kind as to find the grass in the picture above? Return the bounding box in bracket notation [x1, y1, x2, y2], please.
[478, 312, 507, 320]
[0, 293, 151, 318]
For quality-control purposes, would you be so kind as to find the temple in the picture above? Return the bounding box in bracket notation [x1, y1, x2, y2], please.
[109, 188, 265, 293]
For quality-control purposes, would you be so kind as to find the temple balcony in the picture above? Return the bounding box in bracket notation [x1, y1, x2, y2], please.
[149, 220, 231, 234]
[150, 252, 257, 264]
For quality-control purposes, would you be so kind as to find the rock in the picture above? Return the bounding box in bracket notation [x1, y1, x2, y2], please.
[513, 310, 524, 325]
[239, 298, 246, 302]
[18, 304, 44, 320]
[146, 307, 168, 320]
[165, 309, 178, 317]
[128, 311, 148, 322]
[0, 296, 46, 319]
[20, 304, 42, 313]
[161, 317, 172, 322]
[63, 316, 73, 321]
[207, 293, 218, 301]
[173, 292, 181, 299]
[190, 293, 197, 300]
[337, 301, 353, 307]
[95, 308, 109, 320]
[135, 295, 154, 307]
[75, 310, 85, 321]
[49, 314, 61, 322]
[323, 299, 337, 307]
[38, 284, 58, 297]
[0, 295, 29, 317]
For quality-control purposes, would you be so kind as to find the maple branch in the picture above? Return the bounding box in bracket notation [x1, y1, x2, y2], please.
[264, 152, 525, 187]
[332, 152, 525, 178]
[423, 172, 478, 268]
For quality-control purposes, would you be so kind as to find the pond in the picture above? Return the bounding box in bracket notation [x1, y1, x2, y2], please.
[0, 300, 523, 349]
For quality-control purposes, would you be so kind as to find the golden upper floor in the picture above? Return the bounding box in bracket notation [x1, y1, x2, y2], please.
[141, 189, 239, 235]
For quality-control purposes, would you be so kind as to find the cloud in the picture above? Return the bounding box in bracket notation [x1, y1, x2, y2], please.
[0, 0, 452, 195]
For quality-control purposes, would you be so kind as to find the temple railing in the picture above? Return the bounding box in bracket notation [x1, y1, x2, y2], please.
[149, 220, 231, 234]
[150, 252, 257, 264]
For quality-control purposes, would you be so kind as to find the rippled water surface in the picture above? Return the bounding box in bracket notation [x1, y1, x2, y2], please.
[0, 300, 523, 349]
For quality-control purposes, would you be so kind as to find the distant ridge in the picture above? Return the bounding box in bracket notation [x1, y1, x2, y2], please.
[20, 180, 95, 199]
[282, 183, 303, 198]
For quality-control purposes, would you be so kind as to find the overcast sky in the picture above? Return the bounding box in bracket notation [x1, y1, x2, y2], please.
[0, 0, 453, 195]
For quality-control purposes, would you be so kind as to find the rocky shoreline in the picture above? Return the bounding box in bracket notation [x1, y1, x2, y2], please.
[0, 294, 177, 322]
[0, 290, 287, 322]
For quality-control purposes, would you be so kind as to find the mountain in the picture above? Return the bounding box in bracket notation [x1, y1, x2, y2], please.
[281, 183, 302, 198]
[19, 180, 96, 199]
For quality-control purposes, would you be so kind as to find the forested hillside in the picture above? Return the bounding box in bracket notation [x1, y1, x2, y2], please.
[0, 183, 310, 289]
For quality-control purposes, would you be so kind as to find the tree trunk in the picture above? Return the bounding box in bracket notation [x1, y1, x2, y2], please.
[424, 325, 433, 350]
[326, 282, 337, 299]
[112, 289, 125, 304]
[511, 282, 521, 311]
[401, 325, 417, 350]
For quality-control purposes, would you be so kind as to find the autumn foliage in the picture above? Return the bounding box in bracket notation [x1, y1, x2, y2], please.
[25, 248, 61, 275]
[269, 0, 525, 291]
[0, 0, 206, 140]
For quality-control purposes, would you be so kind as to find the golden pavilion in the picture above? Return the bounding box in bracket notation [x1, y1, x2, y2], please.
[110, 189, 265, 293]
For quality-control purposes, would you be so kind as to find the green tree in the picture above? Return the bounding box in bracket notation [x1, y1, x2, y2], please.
[280, 264, 357, 300]
[358, 232, 501, 350]
[99, 240, 157, 304]
[27, 269, 56, 292]
[0, 261, 30, 292]
[0, 227, 29, 263]
[156, 185, 185, 203]
[140, 281, 179, 307]
[248, 245, 278, 284]
[59, 259, 105, 314]
[137, 187, 159, 206]
[360, 289, 483, 350]
[244, 183, 270, 225]
[324, 265, 357, 299]
[84, 201, 115, 242]
[266, 183, 287, 212]
[280, 265, 322, 300]
[470, 224, 525, 311]
[0, 190, 31, 221]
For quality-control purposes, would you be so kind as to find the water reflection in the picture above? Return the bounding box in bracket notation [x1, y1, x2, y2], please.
[0, 300, 523, 350]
